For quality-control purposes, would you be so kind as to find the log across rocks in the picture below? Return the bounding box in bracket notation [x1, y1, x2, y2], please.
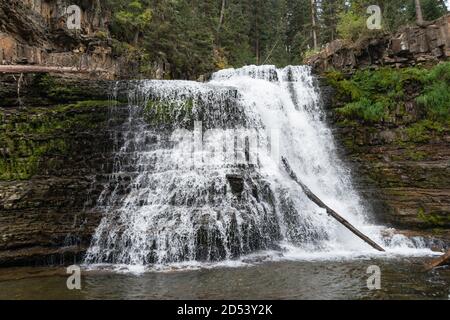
[0, 65, 105, 74]
[425, 250, 450, 271]
[282, 157, 385, 252]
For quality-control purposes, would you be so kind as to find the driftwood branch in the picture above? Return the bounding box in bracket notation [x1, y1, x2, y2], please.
[0, 65, 101, 74]
[282, 157, 385, 252]
[425, 250, 450, 271]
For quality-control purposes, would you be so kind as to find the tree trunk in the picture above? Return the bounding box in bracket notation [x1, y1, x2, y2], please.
[133, 30, 140, 46]
[217, 0, 226, 33]
[311, 0, 318, 50]
[282, 157, 385, 252]
[0, 65, 95, 74]
[254, 3, 260, 65]
[415, 0, 424, 25]
[425, 250, 450, 271]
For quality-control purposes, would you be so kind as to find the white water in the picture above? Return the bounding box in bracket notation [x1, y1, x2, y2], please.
[85, 65, 436, 271]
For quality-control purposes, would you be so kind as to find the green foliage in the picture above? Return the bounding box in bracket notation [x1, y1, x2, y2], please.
[335, 0, 448, 42]
[100, 0, 449, 77]
[107, 0, 152, 44]
[303, 48, 321, 61]
[328, 63, 450, 125]
[404, 149, 427, 161]
[337, 98, 386, 122]
[416, 62, 450, 122]
[336, 10, 367, 41]
[320, 0, 345, 43]
[404, 120, 445, 142]
[406, 0, 449, 22]
[417, 207, 450, 227]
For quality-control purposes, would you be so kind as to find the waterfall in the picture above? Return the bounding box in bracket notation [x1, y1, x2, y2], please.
[85, 65, 429, 268]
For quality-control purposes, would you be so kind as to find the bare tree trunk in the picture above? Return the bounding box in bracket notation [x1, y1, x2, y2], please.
[255, 4, 260, 65]
[311, 0, 318, 50]
[0, 65, 95, 74]
[415, 0, 424, 25]
[425, 250, 450, 271]
[217, 0, 226, 33]
[133, 30, 140, 46]
[282, 157, 385, 252]
[256, 37, 260, 65]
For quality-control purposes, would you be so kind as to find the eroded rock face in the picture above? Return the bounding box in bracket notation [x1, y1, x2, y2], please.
[0, 0, 116, 78]
[320, 80, 450, 242]
[308, 14, 450, 73]
[0, 75, 129, 266]
[333, 125, 450, 229]
[0, 0, 170, 80]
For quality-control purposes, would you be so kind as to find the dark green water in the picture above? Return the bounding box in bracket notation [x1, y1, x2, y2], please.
[0, 258, 448, 300]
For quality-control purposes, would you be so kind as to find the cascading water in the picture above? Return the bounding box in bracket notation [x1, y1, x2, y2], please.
[85, 65, 431, 268]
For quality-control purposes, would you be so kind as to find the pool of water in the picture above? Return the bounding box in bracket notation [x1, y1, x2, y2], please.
[0, 257, 448, 300]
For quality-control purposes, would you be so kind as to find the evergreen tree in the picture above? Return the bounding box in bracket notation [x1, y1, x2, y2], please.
[106, 0, 152, 45]
[102, 0, 449, 78]
[319, 0, 345, 43]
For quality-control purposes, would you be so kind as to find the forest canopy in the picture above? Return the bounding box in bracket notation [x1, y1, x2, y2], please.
[103, 0, 449, 79]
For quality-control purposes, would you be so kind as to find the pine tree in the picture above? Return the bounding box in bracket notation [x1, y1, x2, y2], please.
[106, 0, 152, 45]
[319, 0, 345, 43]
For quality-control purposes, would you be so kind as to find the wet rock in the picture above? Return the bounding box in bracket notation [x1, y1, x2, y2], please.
[226, 174, 244, 195]
[0, 82, 129, 266]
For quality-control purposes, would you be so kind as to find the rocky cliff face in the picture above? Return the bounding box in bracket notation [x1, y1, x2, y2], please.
[0, 74, 130, 266]
[0, 0, 169, 80]
[0, 0, 120, 79]
[308, 14, 450, 73]
[319, 65, 450, 243]
[307, 16, 450, 244]
[330, 115, 450, 233]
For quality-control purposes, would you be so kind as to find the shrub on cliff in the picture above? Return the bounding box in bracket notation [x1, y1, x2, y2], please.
[417, 62, 450, 123]
[327, 62, 450, 125]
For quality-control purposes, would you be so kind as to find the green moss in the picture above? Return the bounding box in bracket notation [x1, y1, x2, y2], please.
[95, 30, 108, 40]
[144, 98, 194, 126]
[403, 120, 446, 143]
[33, 74, 77, 100]
[417, 207, 450, 227]
[336, 119, 359, 127]
[31, 74, 110, 103]
[404, 150, 427, 161]
[0, 100, 115, 181]
[59, 100, 117, 110]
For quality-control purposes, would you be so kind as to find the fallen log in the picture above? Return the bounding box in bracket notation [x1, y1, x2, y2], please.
[0, 65, 98, 74]
[281, 157, 385, 252]
[425, 250, 450, 271]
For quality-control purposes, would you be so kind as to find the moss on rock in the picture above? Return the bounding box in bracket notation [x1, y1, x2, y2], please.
[0, 100, 117, 181]
[418, 207, 450, 228]
[144, 98, 194, 127]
